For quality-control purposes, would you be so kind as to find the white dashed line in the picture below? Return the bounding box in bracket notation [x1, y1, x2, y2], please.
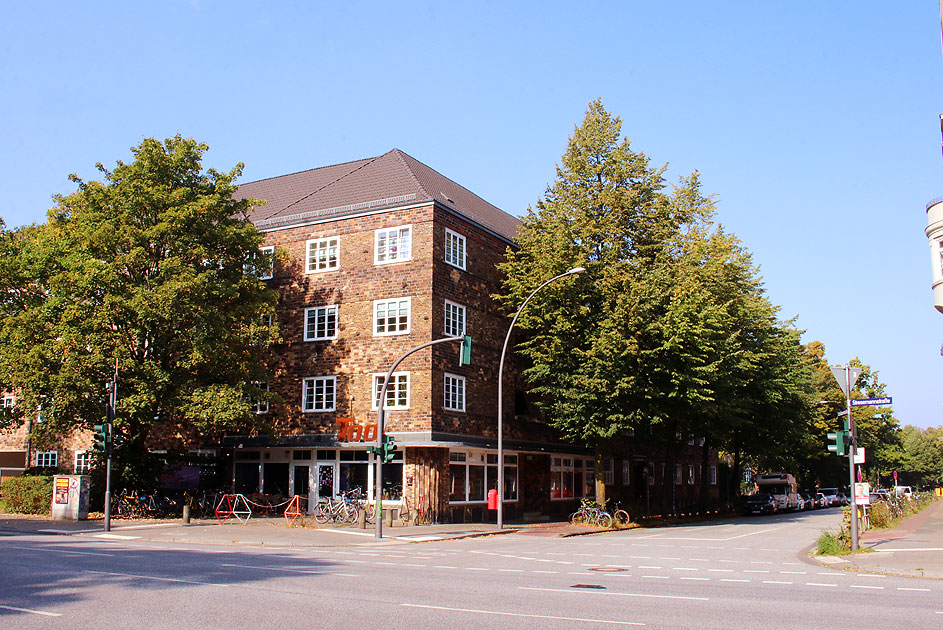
[806, 583, 838, 587]
[850, 585, 884, 590]
[721, 579, 750, 583]
[763, 581, 793, 585]
[708, 569, 734, 573]
[642, 575, 670, 580]
[897, 587, 931, 592]
[680, 577, 709, 581]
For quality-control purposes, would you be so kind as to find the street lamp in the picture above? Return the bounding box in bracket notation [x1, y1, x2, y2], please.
[497, 266, 586, 530]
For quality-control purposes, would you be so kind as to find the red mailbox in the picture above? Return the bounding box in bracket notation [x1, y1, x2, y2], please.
[487, 488, 498, 510]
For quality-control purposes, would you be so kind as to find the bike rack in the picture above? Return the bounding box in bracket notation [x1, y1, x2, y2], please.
[215, 493, 253, 524]
[283, 495, 305, 527]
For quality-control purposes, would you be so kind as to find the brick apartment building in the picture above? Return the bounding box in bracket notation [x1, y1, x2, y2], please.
[1, 149, 721, 520]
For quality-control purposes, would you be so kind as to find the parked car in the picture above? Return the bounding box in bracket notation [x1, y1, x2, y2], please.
[800, 493, 816, 510]
[816, 492, 830, 508]
[795, 494, 806, 511]
[743, 493, 778, 515]
[818, 488, 839, 507]
[893, 486, 913, 498]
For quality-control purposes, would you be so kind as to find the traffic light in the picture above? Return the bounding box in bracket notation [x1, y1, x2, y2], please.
[381, 435, 397, 463]
[460, 335, 472, 366]
[92, 423, 111, 453]
[827, 431, 847, 456]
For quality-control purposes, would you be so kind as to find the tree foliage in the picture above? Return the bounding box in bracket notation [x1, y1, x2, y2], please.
[0, 136, 279, 456]
[497, 100, 813, 506]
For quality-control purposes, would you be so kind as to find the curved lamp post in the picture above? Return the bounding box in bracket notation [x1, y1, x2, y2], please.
[497, 266, 586, 530]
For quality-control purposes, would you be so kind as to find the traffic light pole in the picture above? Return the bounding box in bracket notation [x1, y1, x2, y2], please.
[374, 335, 469, 539]
[103, 380, 115, 532]
[844, 370, 859, 551]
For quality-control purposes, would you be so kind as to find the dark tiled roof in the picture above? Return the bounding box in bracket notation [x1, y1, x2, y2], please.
[235, 149, 520, 242]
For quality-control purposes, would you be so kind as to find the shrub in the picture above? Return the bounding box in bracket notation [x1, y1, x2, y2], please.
[869, 501, 892, 528]
[815, 529, 848, 556]
[1, 475, 53, 514]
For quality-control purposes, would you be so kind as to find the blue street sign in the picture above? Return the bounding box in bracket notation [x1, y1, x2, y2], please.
[850, 397, 892, 407]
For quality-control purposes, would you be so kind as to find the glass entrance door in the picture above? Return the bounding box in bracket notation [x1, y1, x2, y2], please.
[317, 463, 335, 501]
[291, 464, 311, 512]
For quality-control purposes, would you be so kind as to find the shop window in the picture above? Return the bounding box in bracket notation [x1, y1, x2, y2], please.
[448, 449, 516, 503]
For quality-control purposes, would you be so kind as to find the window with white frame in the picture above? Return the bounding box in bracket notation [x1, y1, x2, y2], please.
[688, 464, 696, 484]
[603, 458, 614, 485]
[302, 376, 336, 412]
[74, 451, 91, 474]
[374, 297, 410, 335]
[443, 300, 466, 337]
[306, 237, 340, 273]
[36, 451, 58, 468]
[444, 373, 465, 411]
[1, 393, 13, 409]
[245, 245, 275, 280]
[373, 372, 409, 409]
[374, 225, 411, 264]
[710, 465, 717, 485]
[550, 456, 595, 500]
[250, 382, 269, 414]
[444, 229, 466, 269]
[622, 460, 631, 485]
[304, 305, 338, 341]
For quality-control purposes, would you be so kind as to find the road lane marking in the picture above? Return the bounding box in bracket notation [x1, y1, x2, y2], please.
[521, 586, 708, 601]
[673, 568, 699, 572]
[84, 570, 230, 587]
[897, 587, 931, 592]
[533, 570, 558, 574]
[638, 566, 662, 569]
[720, 579, 750, 583]
[743, 570, 770, 573]
[220, 563, 358, 577]
[499, 569, 524, 573]
[708, 569, 734, 573]
[806, 583, 838, 587]
[433, 565, 457, 569]
[641, 576, 670, 579]
[0, 605, 62, 617]
[850, 585, 884, 590]
[780, 571, 806, 575]
[5, 545, 113, 557]
[401, 604, 644, 625]
[763, 581, 792, 585]
[680, 577, 709, 581]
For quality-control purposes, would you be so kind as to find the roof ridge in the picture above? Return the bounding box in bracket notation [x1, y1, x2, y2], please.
[278, 153, 386, 214]
[387, 149, 431, 199]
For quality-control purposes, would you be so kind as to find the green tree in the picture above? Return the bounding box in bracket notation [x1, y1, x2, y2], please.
[0, 136, 279, 479]
[497, 100, 812, 511]
[897, 425, 943, 487]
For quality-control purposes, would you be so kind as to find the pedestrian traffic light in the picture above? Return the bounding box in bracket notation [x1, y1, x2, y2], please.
[381, 435, 396, 463]
[460, 335, 472, 366]
[827, 431, 846, 456]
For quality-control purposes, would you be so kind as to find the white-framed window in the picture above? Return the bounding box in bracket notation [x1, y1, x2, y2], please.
[622, 460, 631, 485]
[250, 382, 270, 414]
[443, 300, 466, 337]
[444, 373, 465, 412]
[36, 451, 58, 468]
[304, 305, 338, 341]
[1, 393, 13, 409]
[710, 465, 718, 485]
[374, 225, 411, 264]
[244, 245, 275, 280]
[373, 372, 409, 410]
[74, 451, 91, 474]
[603, 458, 614, 485]
[444, 229, 466, 270]
[306, 237, 340, 273]
[374, 297, 411, 336]
[302, 376, 336, 412]
[550, 456, 595, 500]
[448, 450, 518, 503]
[688, 464, 696, 485]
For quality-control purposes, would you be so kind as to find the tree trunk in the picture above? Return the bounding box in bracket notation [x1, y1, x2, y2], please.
[595, 447, 606, 508]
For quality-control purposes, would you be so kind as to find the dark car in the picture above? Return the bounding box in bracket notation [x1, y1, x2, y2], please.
[800, 492, 816, 510]
[743, 493, 778, 515]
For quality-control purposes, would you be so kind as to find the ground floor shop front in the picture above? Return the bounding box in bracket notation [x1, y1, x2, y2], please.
[215, 435, 723, 522]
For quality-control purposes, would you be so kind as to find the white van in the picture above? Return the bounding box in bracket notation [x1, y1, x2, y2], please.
[893, 486, 913, 497]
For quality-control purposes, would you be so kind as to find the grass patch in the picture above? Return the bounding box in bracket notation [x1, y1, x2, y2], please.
[815, 529, 849, 556]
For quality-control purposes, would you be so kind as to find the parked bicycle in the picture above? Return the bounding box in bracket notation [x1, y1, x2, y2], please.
[313, 492, 359, 524]
[569, 498, 613, 528]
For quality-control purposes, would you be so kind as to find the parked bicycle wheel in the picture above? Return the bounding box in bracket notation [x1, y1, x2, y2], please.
[613, 509, 630, 527]
[595, 512, 613, 528]
[313, 501, 332, 524]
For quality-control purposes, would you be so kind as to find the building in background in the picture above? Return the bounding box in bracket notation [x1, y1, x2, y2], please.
[927, 196, 943, 313]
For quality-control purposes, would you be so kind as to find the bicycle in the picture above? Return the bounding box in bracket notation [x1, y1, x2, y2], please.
[611, 502, 631, 527]
[568, 498, 613, 528]
[313, 493, 358, 524]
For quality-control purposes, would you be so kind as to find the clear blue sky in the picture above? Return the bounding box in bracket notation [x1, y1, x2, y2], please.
[2, 2, 942, 429]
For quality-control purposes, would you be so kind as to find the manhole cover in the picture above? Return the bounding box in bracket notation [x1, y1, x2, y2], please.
[589, 567, 628, 572]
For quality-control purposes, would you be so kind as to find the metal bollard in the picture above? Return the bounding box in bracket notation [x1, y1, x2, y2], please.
[358, 509, 366, 529]
[182, 504, 191, 524]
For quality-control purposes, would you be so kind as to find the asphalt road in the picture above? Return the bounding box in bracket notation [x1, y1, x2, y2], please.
[1, 508, 941, 629]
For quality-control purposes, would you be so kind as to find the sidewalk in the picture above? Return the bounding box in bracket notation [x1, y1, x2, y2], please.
[817, 499, 943, 580]
[0, 512, 606, 546]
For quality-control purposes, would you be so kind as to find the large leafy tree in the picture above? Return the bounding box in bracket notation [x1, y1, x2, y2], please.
[0, 136, 279, 467]
[497, 100, 812, 509]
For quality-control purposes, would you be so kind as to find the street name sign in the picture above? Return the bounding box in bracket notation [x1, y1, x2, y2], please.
[850, 397, 892, 407]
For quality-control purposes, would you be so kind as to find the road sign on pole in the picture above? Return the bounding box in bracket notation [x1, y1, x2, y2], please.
[831, 366, 862, 398]
[850, 397, 892, 407]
